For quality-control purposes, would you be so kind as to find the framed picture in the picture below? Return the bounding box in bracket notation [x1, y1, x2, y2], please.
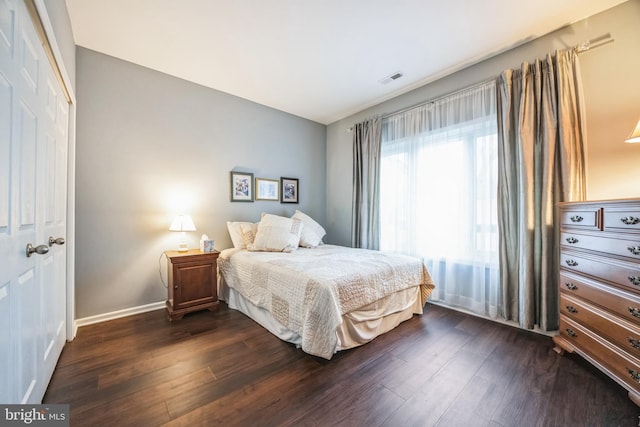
[280, 177, 299, 204]
[255, 178, 279, 201]
[230, 171, 254, 202]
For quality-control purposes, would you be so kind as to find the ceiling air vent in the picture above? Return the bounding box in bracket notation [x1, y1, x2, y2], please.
[379, 71, 404, 85]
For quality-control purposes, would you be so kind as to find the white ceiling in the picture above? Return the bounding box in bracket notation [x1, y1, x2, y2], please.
[65, 0, 626, 124]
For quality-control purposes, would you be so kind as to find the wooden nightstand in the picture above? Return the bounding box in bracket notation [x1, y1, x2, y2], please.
[164, 249, 220, 321]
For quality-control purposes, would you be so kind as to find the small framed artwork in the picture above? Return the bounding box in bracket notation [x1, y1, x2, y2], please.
[280, 177, 299, 204]
[230, 171, 254, 202]
[255, 178, 279, 201]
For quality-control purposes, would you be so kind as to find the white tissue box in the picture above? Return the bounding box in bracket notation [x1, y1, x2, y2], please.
[200, 239, 215, 252]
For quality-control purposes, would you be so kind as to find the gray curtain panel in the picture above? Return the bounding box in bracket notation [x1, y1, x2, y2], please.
[351, 117, 382, 249]
[497, 49, 587, 331]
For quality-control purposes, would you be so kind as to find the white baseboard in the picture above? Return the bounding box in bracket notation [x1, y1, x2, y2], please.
[75, 301, 166, 328]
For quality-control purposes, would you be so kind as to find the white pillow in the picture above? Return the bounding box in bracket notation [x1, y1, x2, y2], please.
[248, 214, 303, 252]
[292, 210, 326, 247]
[226, 221, 257, 248]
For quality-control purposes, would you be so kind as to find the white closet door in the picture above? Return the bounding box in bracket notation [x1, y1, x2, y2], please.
[0, 0, 68, 404]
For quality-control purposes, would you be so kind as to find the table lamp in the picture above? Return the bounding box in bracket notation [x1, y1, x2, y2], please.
[169, 214, 196, 251]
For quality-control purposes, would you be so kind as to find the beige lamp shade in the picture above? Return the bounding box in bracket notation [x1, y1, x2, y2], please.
[625, 118, 640, 143]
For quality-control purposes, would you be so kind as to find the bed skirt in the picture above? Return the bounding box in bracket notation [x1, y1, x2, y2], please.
[219, 274, 422, 356]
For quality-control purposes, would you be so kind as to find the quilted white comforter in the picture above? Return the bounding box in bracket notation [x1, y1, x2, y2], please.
[218, 245, 435, 359]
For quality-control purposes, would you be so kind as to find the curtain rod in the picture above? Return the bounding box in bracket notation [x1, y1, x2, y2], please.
[381, 80, 493, 120]
[574, 33, 614, 54]
[347, 79, 492, 132]
[348, 33, 615, 132]
[379, 33, 615, 121]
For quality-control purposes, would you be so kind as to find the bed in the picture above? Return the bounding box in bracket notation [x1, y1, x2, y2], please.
[218, 241, 435, 359]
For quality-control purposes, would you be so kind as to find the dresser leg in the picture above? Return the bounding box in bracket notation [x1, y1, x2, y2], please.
[552, 335, 574, 355]
[629, 391, 640, 407]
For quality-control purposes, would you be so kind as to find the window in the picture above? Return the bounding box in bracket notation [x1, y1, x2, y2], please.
[379, 81, 499, 317]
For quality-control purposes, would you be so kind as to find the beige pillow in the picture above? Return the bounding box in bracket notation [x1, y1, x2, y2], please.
[226, 221, 256, 248]
[239, 222, 258, 248]
[292, 210, 326, 247]
[248, 214, 303, 252]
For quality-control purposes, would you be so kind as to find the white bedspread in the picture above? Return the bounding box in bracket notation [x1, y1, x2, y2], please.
[218, 245, 435, 359]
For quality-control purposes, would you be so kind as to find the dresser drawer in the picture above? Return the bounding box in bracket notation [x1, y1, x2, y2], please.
[604, 204, 640, 234]
[559, 316, 640, 393]
[560, 272, 640, 325]
[561, 231, 640, 260]
[560, 206, 602, 231]
[560, 250, 640, 293]
[561, 293, 640, 359]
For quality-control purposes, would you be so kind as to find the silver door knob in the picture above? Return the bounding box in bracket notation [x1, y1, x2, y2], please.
[26, 243, 49, 257]
[49, 236, 65, 246]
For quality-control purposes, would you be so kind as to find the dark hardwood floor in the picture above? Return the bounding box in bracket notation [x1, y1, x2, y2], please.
[44, 303, 638, 426]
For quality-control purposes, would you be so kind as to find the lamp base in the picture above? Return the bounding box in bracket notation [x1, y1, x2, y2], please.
[178, 242, 188, 252]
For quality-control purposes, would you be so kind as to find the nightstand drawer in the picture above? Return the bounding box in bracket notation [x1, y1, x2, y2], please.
[559, 316, 640, 394]
[560, 272, 640, 325]
[561, 231, 640, 260]
[561, 293, 640, 360]
[560, 250, 640, 293]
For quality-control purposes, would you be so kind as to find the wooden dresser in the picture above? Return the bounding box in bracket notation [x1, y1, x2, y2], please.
[554, 199, 640, 405]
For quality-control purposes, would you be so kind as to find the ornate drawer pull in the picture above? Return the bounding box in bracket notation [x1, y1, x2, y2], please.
[565, 282, 578, 291]
[570, 215, 583, 223]
[629, 337, 640, 350]
[621, 216, 640, 225]
[565, 305, 578, 314]
[629, 276, 640, 286]
[565, 259, 578, 267]
[628, 246, 640, 255]
[629, 307, 640, 318]
[628, 368, 640, 383]
[565, 328, 577, 338]
[566, 237, 579, 244]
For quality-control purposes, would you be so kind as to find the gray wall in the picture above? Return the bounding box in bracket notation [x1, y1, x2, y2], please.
[326, 0, 640, 247]
[75, 48, 326, 318]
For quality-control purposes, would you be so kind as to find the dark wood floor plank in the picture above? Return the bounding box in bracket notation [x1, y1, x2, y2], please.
[433, 375, 502, 427]
[43, 303, 640, 426]
[383, 320, 474, 401]
[382, 347, 489, 427]
[73, 367, 216, 427]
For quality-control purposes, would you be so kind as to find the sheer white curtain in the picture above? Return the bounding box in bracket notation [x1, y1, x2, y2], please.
[380, 81, 499, 318]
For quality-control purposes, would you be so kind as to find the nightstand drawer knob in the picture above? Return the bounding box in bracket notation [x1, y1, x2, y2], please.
[570, 215, 583, 223]
[628, 246, 640, 255]
[621, 216, 640, 225]
[174, 285, 178, 289]
[565, 328, 577, 338]
[565, 282, 578, 291]
[628, 276, 640, 286]
[629, 337, 640, 350]
[565, 237, 579, 244]
[565, 305, 578, 314]
[565, 259, 578, 267]
[629, 307, 640, 318]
